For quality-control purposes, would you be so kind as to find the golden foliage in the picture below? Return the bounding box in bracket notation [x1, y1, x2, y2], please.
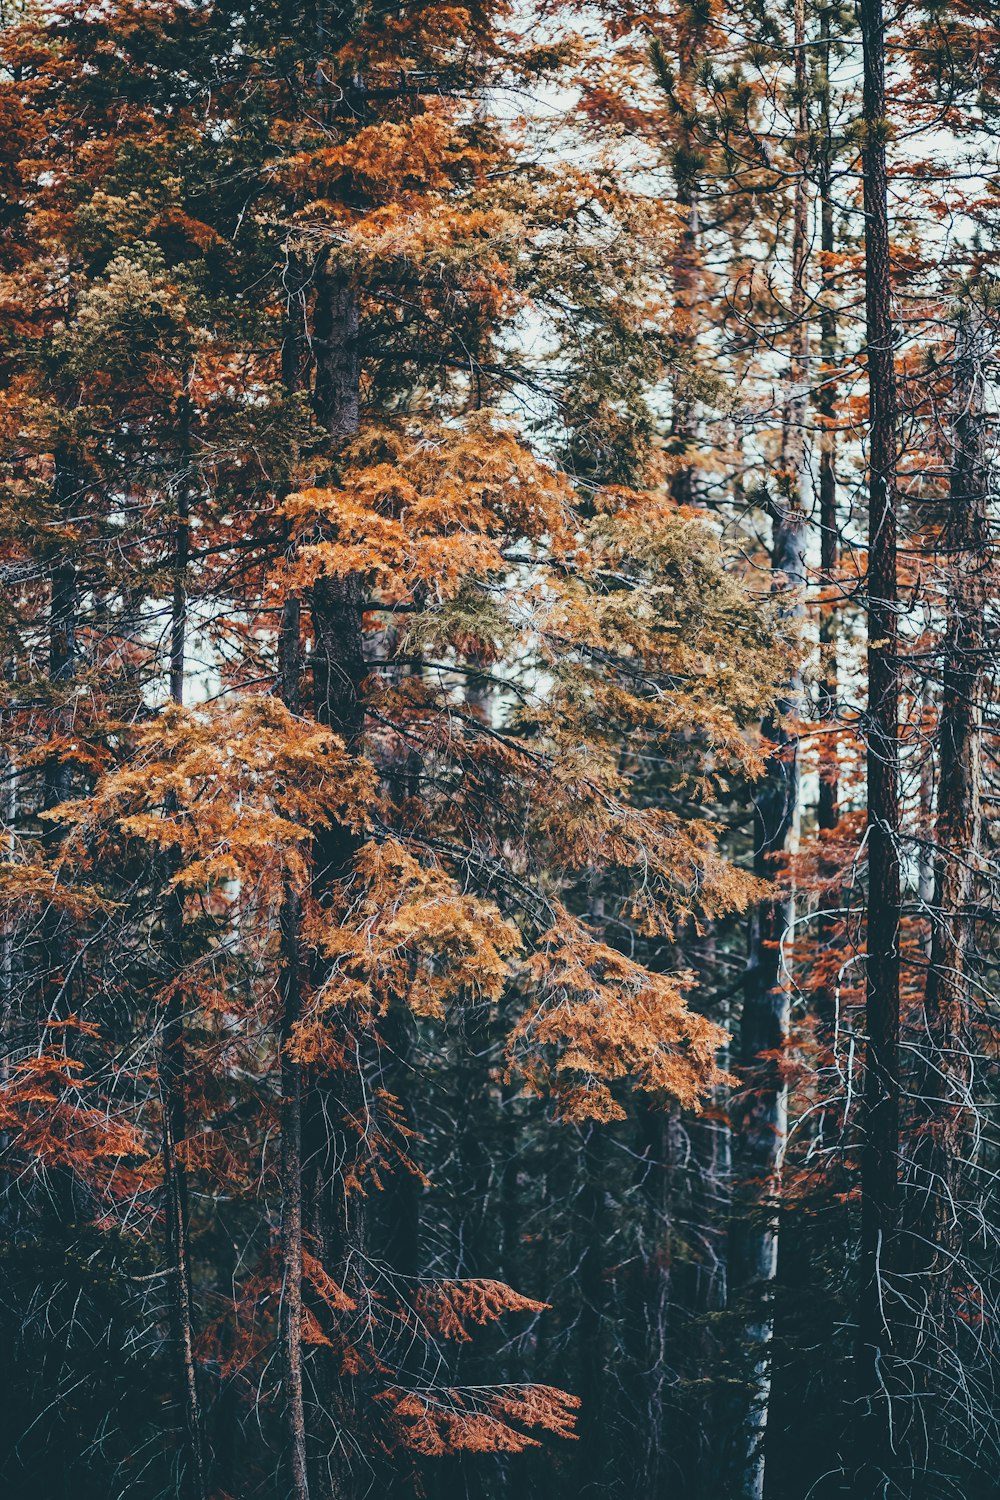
[293, 840, 520, 1058]
[511, 913, 731, 1121]
[285, 415, 578, 604]
[50, 698, 376, 897]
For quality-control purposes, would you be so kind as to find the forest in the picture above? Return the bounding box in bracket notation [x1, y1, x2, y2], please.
[0, 0, 998, 1497]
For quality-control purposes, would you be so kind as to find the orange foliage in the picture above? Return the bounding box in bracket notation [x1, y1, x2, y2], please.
[384, 1383, 580, 1455]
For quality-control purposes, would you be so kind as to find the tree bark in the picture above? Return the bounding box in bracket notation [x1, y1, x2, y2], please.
[909, 310, 988, 1352]
[729, 7, 808, 1493]
[302, 267, 366, 1500]
[854, 0, 902, 1487]
[653, 18, 703, 508]
[306, 269, 367, 1260]
[816, 4, 840, 838]
[313, 262, 360, 446]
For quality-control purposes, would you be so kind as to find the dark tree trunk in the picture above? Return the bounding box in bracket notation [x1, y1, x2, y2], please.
[575, 1124, 610, 1499]
[306, 271, 366, 1260]
[302, 268, 367, 1500]
[654, 24, 702, 508]
[907, 312, 988, 1386]
[816, 4, 840, 839]
[854, 0, 902, 1488]
[313, 265, 360, 445]
[921, 315, 987, 1224]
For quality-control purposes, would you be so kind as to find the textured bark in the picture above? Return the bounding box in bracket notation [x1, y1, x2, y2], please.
[816, 5, 839, 838]
[655, 22, 703, 508]
[855, 0, 902, 1487]
[910, 315, 988, 1337]
[313, 266, 360, 444]
[729, 7, 808, 1493]
[311, 567, 365, 888]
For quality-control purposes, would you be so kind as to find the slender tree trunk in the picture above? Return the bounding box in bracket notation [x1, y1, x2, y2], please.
[652, 23, 703, 508]
[44, 452, 77, 820]
[0, 681, 17, 1212]
[42, 447, 80, 1215]
[917, 691, 936, 961]
[816, 5, 839, 839]
[667, 171, 699, 508]
[279, 853, 310, 1500]
[575, 1123, 610, 1499]
[854, 0, 902, 1488]
[160, 407, 208, 1500]
[910, 311, 988, 1354]
[811, 5, 845, 1064]
[730, 7, 808, 1493]
[161, 884, 206, 1500]
[731, 513, 803, 1499]
[277, 273, 313, 1499]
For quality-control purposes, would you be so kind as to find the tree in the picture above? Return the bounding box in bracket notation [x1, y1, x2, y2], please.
[854, 0, 902, 1488]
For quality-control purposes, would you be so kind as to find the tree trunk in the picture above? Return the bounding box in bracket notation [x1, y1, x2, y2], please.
[0, 672, 17, 1217]
[909, 310, 988, 1366]
[575, 1123, 610, 1499]
[307, 270, 366, 1257]
[653, 22, 703, 508]
[303, 268, 366, 1499]
[44, 452, 77, 819]
[279, 861, 310, 1500]
[42, 450, 81, 1228]
[277, 279, 313, 1498]
[729, 6, 808, 1492]
[854, 0, 902, 1487]
[816, 4, 839, 839]
[161, 881, 207, 1500]
[313, 262, 360, 445]
[160, 412, 208, 1500]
